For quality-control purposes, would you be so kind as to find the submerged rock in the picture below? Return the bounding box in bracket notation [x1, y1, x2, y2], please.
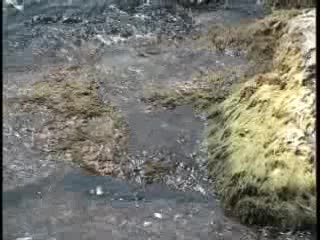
[7, 66, 129, 178]
[153, 212, 163, 219]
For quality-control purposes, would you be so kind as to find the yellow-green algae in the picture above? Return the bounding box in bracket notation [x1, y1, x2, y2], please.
[143, 67, 246, 112]
[200, 10, 301, 75]
[142, 10, 316, 228]
[264, 0, 315, 9]
[10, 66, 128, 176]
[207, 13, 315, 228]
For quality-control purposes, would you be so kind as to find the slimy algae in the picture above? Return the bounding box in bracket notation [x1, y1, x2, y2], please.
[200, 10, 300, 75]
[13, 67, 128, 177]
[143, 67, 245, 112]
[143, 10, 316, 228]
[207, 10, 316, 228]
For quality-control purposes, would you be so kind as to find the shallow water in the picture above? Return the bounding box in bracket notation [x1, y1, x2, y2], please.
[3, 1, 315, 239]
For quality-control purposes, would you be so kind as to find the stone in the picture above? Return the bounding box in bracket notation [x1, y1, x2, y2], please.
[153, 212, 163, 219]
[96, 186, 104, 196]
[143, 221, 152, 227]
[62, 17, 82, 24]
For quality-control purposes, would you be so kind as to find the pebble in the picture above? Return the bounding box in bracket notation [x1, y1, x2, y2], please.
[96, 186, 104, 196]
[143, 221, 152, 227]
[62, 17, 82, 24]
[194, 185, 206, 195]
[145, 106, 153, 113]
[153, 212, 163, 219]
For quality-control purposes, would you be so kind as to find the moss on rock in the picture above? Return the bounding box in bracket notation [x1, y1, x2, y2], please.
[142, 67, 245, 112]
[12, 66, 128, 177]
[207, 10, 316, 229]
[201, 9, 301, 75]
[264, 0, 315, 10]
[142, 10, 316, 229]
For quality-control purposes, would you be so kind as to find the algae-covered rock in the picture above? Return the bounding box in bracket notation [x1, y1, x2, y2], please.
[264, 0, 315, 10]
[140, 9, 315, 228]
[142, 66, 245, 112]
[207, 10, 316, 228]
[202, 9, 301, 74]
[10, 66, 128, 177]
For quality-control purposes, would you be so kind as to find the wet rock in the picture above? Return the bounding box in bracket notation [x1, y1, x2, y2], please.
[16, 237, 32, 240]
[174, 214, 183, 221]
[143, 221, 152, 227]
[9, 67, 128, 178]
[96, 186, 104, 196]
[120, 28, 134, 38]
[31, 15, 60, 24]
[9, 0, 195, 55]
[4, 0, 24, 12]
[4, 1, 292, 239]
[153, 212, 163, 219]
[194, 185, 206, 195]
[31, 15, 41, 23]
[62, 16, 83, 24]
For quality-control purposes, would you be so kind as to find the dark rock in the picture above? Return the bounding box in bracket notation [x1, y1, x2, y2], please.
[32, 15, 41, 23]
[111, 27, 120, 34]
[120, 28, 134, 38]
[42, 16, 58, 23]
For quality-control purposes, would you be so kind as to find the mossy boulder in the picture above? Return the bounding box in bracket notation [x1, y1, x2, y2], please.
[207, 10, 316, 229]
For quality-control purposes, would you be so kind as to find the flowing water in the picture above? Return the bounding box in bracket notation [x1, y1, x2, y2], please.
[3, 1, 315, 239]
